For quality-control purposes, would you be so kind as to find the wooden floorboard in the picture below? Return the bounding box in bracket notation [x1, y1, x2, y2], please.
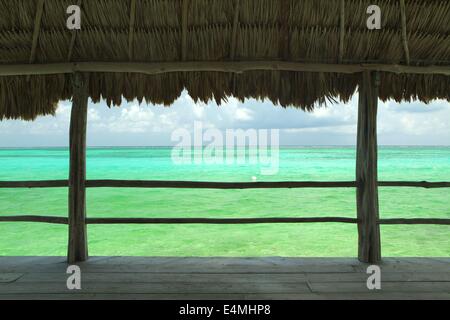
[15, 272, 450, 283]
[1, 293, 449, 300]
[0, 282, 313, 294]
[0, 257, 448, 300]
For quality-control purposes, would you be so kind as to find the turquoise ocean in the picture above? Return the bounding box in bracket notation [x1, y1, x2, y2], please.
[0, 146, 449, 257]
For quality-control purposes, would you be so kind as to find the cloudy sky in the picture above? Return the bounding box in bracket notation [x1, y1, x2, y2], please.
[0, 91, 449, 147]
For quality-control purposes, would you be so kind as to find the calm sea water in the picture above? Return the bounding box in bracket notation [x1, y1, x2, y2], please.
[0, 146, 449, 257]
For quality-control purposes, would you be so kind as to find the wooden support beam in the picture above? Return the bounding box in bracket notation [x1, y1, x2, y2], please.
[356, 71, 381, 264]
[1, 61, 449, 76]
[338, 0, 345, 63]
[67, 0, 83, 62]
[230, 0, 241, 60]
[181, 0, 189, 61]
[400, 0, 411, 65]
[128, 0, 137, 61]
[68, 72, 89, 264]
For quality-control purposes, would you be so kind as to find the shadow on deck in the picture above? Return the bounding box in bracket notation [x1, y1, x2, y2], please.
[0, 257, 449, 300]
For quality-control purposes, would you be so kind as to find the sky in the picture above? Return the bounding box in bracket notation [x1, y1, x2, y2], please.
[0, 91, 449, 147]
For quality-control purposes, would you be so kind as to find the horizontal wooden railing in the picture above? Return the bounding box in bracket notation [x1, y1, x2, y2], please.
[1, 215, 449, 225]
[1, 180, 450, 189]
[0, 180, 69, 188]
[379, 218, 450, 225]
[86, 180, 356, 189]
[0, 180, 449, 226]
[0, 215, 68, 224]
[378, 181, 450, 189]
[0, 216, 359, 225]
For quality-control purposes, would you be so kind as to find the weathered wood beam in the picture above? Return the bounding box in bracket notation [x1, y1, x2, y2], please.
[356, 71, 381, 264]
[400, 0, 411, 65]
[128, 0, 137, 61]
[0, 216, 68, 224]
[67, 0, 83, 62]
[68, 72, 89, 264]
[1, 61, 449, 76]
[380, 219, 450, 225]
[2, 216, 450, 226]
[339, 0, 345, 63]
[378, 181, 450, 188]
[181, 0, 189, 61]
[230, 0, 241, 60]
[1, 180, 449, 189]
[29, 0, 45, 64]
[86, 180, 356, 189]
[0, 180, 69, 188]
[86, 217, 359, 224]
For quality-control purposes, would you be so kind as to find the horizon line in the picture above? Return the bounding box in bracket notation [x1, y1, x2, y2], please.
[1, 145, 450, 149]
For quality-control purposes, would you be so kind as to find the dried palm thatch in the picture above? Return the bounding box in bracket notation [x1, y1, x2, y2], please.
[0, 0, 449, 120]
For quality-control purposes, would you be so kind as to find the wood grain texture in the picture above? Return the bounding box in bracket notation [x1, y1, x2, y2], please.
[0, 257, 448, 300]
[1, 257, 448, 273]
[68, 72, 89, 263]
[16, 271, 450, 284]
[356, 71, 381, 263]
[309, 282, 450, 294]
[1, 292, 448, 300]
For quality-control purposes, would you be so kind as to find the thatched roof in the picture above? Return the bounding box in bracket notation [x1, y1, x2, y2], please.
[0, 0, 449, 120]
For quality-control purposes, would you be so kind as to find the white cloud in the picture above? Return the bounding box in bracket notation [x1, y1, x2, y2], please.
[88, 108, 101, 122]
[0, 91, 448, 147]
[105, 104, 155, 133]
[234, 108, 254, 121]
[377, 99, 450, 140]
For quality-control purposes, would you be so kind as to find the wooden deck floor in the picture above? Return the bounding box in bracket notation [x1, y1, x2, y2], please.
[0, 257, 449, 300]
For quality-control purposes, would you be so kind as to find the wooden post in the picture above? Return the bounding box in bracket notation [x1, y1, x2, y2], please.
[68, 72, 89, 263]
[356, 71, 381, 263]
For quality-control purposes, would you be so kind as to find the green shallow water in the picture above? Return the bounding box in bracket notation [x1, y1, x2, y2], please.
[0, 146, 449, 257]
